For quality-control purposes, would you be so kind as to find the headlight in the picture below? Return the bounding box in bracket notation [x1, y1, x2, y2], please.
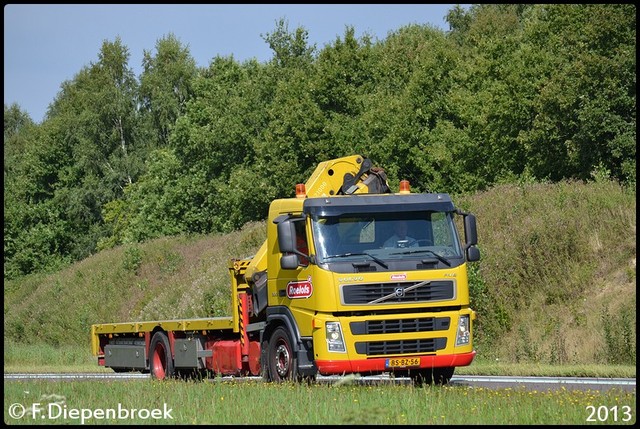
[325, 321, 346, 353]
[455, 315, 471, 346]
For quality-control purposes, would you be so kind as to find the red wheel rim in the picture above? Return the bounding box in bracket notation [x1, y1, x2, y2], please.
[152, 342, 167, 379]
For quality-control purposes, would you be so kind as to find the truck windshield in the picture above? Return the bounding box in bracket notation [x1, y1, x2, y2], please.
[311, 211, 463, 264]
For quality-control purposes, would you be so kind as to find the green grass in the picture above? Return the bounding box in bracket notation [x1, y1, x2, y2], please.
[3, 341, 109, 374]
[4, 379, 635, 425]
[3, 341, 635, 425]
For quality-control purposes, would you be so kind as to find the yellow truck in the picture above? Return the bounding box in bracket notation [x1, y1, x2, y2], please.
[91, 155, 480, 385]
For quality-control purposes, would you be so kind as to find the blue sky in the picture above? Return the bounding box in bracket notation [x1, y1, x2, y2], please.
[4, 4, 464, 123]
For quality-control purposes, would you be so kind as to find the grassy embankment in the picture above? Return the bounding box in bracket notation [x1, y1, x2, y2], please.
[4, 178, 636, 377]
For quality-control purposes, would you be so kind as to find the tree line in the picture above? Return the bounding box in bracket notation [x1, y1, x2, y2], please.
[4, 4, 636, 280]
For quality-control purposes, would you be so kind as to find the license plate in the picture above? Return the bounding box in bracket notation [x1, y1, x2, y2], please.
[386, 357, 420, 368]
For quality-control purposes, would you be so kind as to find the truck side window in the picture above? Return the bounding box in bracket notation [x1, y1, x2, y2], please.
[294, 220, 309, 266]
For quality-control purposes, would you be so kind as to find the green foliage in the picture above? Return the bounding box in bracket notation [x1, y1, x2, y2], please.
[363, 25, 468, 193]
[106, 148, 189, 243]
[4, 339, 98, 369]
[122, 245, 144, 274]
[467, 262, 496, 349]
[210, 168, 277, 232]
[262, 18, 317, 68]
[3, 199, 72, 279]
[600, 305, 636, 365]
[139, 33, 197, 147]
[518, 4, 636, 184]
[4, 4, 636, 285]
[4, 38, 143, 278]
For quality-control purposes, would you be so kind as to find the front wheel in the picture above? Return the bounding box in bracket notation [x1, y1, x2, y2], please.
[149, 331, 175, 380]
[266, 326, 298, 382]
[410, 367, 454, 386]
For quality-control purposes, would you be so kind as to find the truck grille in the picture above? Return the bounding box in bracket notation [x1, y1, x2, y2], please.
[350, 317, 450, 335]
[355, 338, 447, 355]
[341, 280, 454, 305]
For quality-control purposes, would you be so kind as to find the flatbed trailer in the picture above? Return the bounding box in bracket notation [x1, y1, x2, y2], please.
[92, 259, 261, 378]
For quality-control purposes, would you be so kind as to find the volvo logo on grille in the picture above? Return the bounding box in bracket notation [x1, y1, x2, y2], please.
[394, 287, 405, 298]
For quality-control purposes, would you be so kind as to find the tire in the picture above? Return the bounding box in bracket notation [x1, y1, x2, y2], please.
[149, 331, 175, 380]
[260, 339, 271, 381]
[410, 367, 454, 387]
[266, 326, 298, 382]
[432, 367, 454, 385]
[409, 368, 432, 387]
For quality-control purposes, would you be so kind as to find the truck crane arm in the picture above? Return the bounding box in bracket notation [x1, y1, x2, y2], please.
[243, 155, 390, 314]
[302, 155, 390, 197]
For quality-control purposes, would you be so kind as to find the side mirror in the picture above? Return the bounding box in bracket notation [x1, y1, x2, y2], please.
[277, 219, 296, 253]
[280, 254, 300, 270]
[466, 246, 481, 262]
[464, 214, 478, 246]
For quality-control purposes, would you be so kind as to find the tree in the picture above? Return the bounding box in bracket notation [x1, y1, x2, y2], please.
[519, 4, 636, 184]
[360, 24, 466, 192]
[262, 18, 316, 69]
[139, 33, 198, 147]
[9, 37, 142, 269]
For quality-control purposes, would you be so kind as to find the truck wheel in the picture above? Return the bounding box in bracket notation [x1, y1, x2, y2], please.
[410, 367, 454, 386]
[432, 367, 454, 385]
[149, 331, 174, 380]
[409, 368, 432, 387]
[267, 326, 298, 382]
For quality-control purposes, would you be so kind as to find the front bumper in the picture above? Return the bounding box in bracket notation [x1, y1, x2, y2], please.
[315, 350, 475, 375]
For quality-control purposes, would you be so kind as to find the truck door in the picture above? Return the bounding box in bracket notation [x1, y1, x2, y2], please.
[274, 216, 317, 337]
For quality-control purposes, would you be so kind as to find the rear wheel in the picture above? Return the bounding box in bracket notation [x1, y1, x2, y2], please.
[149, 331, 175, 380]
[267, 326, 298, 382]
